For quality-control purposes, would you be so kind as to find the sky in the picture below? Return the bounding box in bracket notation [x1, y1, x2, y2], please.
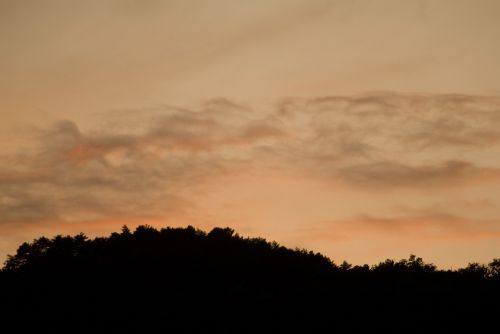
[2, 0, 500, 268]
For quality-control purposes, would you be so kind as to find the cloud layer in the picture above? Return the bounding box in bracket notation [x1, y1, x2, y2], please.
[2, 92, 500, 265]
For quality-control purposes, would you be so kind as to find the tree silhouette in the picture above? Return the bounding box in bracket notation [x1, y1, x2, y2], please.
[0, 225, 499, 333]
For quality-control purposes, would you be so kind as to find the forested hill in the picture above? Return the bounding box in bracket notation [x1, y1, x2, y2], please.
[1, 225, 499, 333]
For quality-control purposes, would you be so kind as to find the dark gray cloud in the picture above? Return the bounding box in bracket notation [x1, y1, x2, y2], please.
[0, 102, 286, 225]
[336, 160, 500, 189]
[2, 93, 500, 226]
[276, 93, 500, 188]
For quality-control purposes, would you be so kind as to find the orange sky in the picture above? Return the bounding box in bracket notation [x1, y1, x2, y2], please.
[2, 0, 500, 268]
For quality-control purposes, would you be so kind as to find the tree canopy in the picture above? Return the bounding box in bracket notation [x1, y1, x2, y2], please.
[1, 225, 499, 333]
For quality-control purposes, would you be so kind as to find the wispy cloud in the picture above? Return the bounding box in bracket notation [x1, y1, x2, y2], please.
[336, 160, 500, 189]
[297, 211, 500, 243]
[2, 93, 500, 237]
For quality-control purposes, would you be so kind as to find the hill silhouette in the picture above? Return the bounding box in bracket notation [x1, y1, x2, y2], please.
[1, 225, 499, 333]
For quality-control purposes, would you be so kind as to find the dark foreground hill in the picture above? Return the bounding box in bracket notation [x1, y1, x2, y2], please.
[1, 225, 499, 333]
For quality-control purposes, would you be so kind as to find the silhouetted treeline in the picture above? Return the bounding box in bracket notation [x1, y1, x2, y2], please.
[1, 225, 499, 333]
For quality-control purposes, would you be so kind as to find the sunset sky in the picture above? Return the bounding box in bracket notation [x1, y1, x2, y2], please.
[2, 0, 500, 268]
